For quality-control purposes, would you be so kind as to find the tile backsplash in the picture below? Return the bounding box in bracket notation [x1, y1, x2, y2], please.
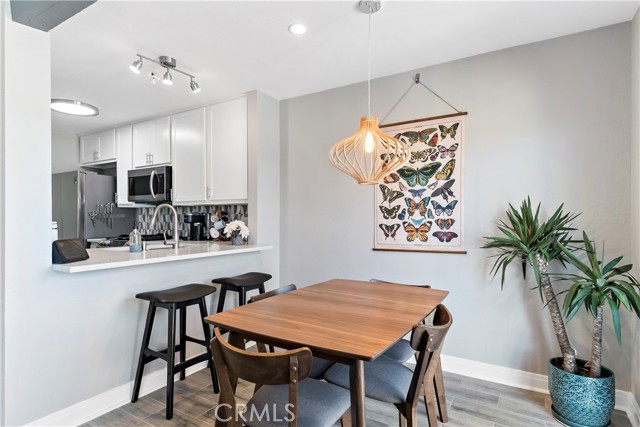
[135, 204, 248, 236]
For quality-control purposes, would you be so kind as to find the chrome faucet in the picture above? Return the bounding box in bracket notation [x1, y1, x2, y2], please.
[150, 203, 180, 249]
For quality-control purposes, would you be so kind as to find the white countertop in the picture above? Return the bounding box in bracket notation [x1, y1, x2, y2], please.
[52, 242, 273, 273]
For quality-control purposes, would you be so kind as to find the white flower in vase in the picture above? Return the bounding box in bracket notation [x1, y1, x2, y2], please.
[223, 220, 250, 241]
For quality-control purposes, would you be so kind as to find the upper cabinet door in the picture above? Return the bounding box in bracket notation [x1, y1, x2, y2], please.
[132, 120, 153, 168]
[171, 108, 206, 204]
[79, 130, 116, 164]
[97, 129, 116, 161]
[79, 133, 99, 164]
[206, 96, 248, 202]
[151, 116, 171, 166]
[133, 117, 171, 168]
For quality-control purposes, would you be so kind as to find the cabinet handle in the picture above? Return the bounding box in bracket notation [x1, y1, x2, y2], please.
[206, 186, 210, 198]
[93, 150, 98, 160]
[150, 153, 154, 164]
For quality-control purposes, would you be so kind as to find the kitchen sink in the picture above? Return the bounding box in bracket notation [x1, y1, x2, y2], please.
[99, 242, 202, 251]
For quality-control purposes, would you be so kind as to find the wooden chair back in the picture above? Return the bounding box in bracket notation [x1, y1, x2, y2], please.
[370, 279, 433, 325]
[248, 284, 297, 303]
[210, 327, 312, 427]
[406, 304, 452, 406]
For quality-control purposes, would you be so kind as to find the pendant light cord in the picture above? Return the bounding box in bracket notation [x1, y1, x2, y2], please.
[367, 6, 371, 119]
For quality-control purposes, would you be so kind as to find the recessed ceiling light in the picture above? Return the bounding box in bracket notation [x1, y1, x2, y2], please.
[288, 23, 307, 35]
[50, 99, 99, 116]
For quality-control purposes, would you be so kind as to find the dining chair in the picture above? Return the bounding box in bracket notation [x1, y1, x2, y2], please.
[210, 327, 351, 427]
[248, 283, 297, 303]
[324, 304, 453, 427]
[248, 284, 335, 379]
[370, 278, 448, 423]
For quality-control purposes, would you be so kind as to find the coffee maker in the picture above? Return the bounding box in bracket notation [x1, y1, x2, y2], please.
[183, 212, 209, 240]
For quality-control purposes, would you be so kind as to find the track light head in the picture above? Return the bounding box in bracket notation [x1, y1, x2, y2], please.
[130, 56, 143, 74]
[150, 72, 157, 85]
[190, 79, 201, 93]
[162, 69, 173, 85]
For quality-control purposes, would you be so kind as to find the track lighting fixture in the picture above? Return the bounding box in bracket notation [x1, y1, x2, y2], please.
[129, 54, 200, 93]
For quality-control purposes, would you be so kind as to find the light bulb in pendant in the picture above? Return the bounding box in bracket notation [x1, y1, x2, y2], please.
[364, 132, 374, 153]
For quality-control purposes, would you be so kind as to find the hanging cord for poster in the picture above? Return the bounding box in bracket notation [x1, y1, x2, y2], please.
[381, 73, 464, 125]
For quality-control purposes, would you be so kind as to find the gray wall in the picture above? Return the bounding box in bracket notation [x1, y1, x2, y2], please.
[281, 23, 636, 390]
[631, 7, 640, 408]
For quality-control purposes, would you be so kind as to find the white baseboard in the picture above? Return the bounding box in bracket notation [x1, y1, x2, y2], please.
[27, 353, 640, 427]
[27, 361, 208, 426]
[623, 392, 640, 427]
[440, 354, 549, 394]
[438, 354, 640, 425]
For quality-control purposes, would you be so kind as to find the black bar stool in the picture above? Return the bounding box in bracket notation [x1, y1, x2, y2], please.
[212, 272, 272, 313]
[131, 284, 219, 419]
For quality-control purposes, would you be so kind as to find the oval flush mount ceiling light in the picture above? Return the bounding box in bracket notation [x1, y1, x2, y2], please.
[50, 99, 99, 116]
[288, 23, 307, 35]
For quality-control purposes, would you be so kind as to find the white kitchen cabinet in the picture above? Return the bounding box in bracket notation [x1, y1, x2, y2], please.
[206, 96, 248, 202]
[172, 97, 247, 206]
[79, 129, 116, 164]
[132, 116, 171, 168]
[115, 125, 134, 207]
[171, 108, 207, 204]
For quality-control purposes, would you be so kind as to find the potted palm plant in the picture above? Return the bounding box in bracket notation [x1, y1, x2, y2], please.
[484, 199, 640, 427]
[548, 232, 640, 426]
[482, 198, 579, 373]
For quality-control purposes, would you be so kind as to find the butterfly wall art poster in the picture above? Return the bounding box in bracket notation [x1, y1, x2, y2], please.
[373, 113, 466, 253]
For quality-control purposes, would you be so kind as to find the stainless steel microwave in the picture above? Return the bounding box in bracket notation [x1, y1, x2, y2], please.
[127, 166, 172, 204]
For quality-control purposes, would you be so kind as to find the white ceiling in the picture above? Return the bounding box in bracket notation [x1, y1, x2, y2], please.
[50, 0, 639, 135]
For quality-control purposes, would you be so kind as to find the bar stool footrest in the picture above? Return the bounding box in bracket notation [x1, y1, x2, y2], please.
[173, 353, 211, 374]
[143, 343, 185, 364]
[184, 335, 207, 346]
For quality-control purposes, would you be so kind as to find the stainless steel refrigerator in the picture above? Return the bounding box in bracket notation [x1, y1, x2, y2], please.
[52, 170, 136, 242]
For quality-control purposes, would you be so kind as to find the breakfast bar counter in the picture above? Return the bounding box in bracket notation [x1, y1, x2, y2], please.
[52, 242, 272, 273]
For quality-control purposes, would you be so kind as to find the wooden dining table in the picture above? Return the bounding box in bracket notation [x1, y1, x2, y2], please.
[204, 278, 449, 427]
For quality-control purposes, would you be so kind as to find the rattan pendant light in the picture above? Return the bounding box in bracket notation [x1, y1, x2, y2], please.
[329, 1, 409, 185]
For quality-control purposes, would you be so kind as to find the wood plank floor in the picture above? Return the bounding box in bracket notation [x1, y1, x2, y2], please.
[83, 369, 632, 427]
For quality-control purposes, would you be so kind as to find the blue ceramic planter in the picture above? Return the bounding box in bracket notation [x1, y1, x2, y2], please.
[548, 357, 615, 427]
